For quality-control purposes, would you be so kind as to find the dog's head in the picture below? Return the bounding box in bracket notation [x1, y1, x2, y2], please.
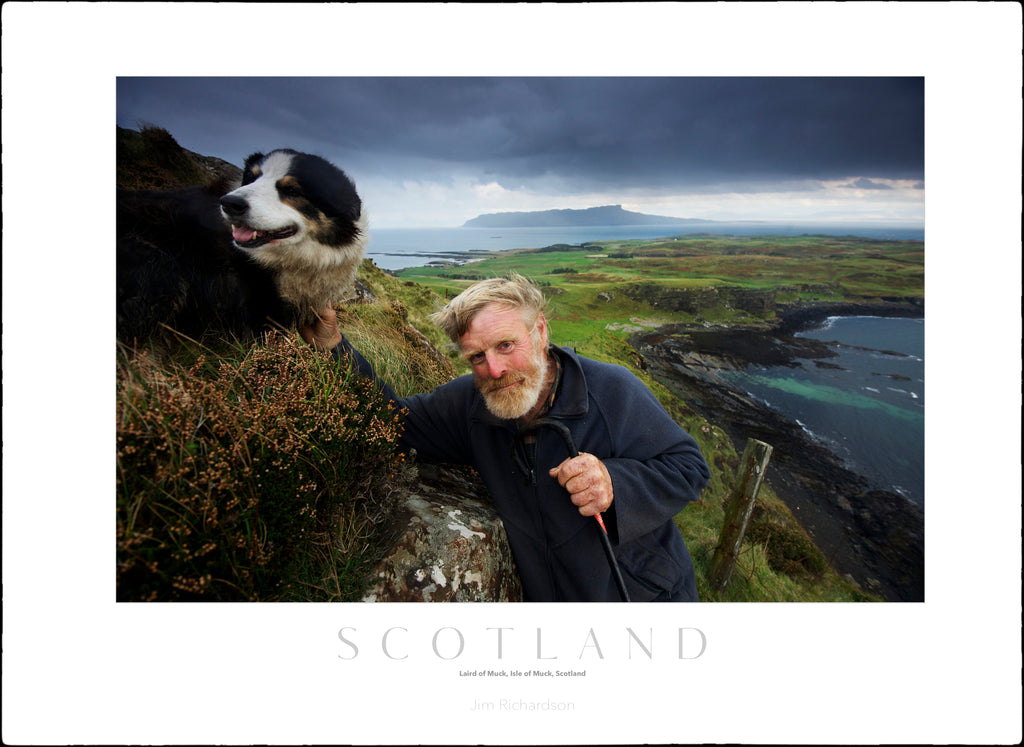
[219, 149, 364, 264]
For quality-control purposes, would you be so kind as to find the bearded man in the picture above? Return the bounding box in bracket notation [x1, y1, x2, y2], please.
[304, 273, 710, 602]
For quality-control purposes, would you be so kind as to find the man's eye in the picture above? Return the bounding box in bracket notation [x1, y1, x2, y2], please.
[469, 353, 485, 364]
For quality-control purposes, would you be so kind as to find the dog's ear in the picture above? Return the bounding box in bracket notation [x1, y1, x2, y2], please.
[295, 153, 363, 222]
[241, 152, 266, 185]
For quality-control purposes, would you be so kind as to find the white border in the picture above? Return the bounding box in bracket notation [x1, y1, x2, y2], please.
[3, 3, 1021, 744]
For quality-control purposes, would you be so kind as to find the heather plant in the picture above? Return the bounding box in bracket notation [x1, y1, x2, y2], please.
[116, 332, 411, 601]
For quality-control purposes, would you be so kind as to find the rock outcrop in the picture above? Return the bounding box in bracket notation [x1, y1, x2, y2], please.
[619, 283, 777, 317]
[773, 299, 924, 335]
[362, 464, 523, 602]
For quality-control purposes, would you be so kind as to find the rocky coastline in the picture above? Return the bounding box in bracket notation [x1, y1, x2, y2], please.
[631, 301, 925, 602]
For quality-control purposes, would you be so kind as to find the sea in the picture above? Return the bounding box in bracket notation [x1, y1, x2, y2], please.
[365, 222, 925, 272]
[721, 316, 925, 506]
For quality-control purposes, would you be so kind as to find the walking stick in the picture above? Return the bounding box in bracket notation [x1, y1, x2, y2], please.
[527, 418, 631, 602]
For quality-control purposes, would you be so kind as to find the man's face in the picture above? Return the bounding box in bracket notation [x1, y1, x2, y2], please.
[459, 303, 549, 420]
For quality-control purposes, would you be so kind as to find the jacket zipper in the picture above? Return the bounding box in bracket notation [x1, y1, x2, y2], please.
[514, 425, 562, 600]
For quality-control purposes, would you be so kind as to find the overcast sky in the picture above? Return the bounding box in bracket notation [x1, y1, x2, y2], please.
[116, 77, 924, 228]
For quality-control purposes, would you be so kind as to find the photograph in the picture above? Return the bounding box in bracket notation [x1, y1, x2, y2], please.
[113, 74, 926, 608]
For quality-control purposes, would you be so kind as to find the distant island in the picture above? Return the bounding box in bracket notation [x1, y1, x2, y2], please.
[462, 204, 715, 228]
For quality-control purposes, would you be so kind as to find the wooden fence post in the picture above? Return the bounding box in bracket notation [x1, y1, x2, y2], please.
[709, 438, 774, 592]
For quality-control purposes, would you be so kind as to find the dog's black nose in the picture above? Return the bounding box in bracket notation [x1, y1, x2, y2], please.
[219, 194, 248, 218]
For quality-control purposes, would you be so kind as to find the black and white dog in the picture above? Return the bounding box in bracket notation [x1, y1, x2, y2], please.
[117, 149, 366, 348]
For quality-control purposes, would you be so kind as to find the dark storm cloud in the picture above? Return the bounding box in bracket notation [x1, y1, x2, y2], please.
[116, 77, 923, 191]
[844, 177, 896, 190]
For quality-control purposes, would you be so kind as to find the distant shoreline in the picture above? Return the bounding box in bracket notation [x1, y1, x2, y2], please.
[376, 226, 925, 273]
[380, 233, 925, 276]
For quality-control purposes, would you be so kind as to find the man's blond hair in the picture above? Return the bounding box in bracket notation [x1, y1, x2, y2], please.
[429, 273, 547, 343]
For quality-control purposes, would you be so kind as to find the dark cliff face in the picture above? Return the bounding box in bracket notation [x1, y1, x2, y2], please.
[117, 125, 242, 191]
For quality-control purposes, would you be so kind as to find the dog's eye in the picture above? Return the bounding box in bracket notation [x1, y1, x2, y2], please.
[278, 182, 303, 198]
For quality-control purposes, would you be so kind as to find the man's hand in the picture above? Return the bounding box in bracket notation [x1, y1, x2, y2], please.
[300, 307, 343, 350]
[548, 453, 614, 517]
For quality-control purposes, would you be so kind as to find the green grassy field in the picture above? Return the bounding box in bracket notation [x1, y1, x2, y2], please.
[396, 233, 923, 353]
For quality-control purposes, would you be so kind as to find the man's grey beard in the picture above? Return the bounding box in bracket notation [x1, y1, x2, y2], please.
[476, 343, 549, 421]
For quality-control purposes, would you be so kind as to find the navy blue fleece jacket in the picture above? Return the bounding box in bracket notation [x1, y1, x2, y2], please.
[339, 341, 710, 602]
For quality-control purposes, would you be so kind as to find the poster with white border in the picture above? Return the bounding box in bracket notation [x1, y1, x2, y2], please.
[2, 3, 1021, 745]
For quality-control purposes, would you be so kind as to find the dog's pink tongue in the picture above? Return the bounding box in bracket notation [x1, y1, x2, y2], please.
[232, 226, 256, 242]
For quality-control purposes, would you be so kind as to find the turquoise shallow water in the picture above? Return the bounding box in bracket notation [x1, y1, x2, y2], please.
[722, 316, 924, 505]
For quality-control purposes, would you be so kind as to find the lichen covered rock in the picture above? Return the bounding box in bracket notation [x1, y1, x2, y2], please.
[362, 464, 523, 602]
